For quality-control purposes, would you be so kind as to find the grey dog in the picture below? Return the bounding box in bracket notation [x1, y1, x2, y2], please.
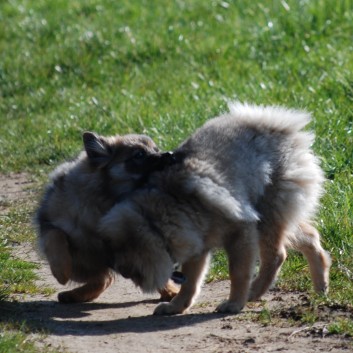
[99, 102, 331, 315]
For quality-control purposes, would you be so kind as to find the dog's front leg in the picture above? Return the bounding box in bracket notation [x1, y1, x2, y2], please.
[153, 252, 210, 315]
[216, 224, 258, 314]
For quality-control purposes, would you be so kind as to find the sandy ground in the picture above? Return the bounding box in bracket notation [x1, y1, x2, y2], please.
[1, 173, 352, 353]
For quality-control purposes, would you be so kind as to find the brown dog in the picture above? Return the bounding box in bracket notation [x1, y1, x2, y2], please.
[35, 132, 178, 303]
[99, 102, 331, 315]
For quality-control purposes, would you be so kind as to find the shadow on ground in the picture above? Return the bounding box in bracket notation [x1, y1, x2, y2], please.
[1, 298, 226, 336]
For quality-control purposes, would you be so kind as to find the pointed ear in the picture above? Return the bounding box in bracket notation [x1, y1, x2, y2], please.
[82, 131, 112, 168]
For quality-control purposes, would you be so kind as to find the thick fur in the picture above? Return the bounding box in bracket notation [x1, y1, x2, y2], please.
[35, 132, 179, 303]
[99, 102, 331, 315]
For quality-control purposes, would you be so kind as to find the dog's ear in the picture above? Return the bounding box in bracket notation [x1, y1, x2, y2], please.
[83, 131, 112, 168]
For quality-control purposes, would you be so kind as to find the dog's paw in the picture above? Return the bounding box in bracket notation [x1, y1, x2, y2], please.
[153, 302, 182, 316]
[58, 290, 77, 303]
[58, 288, 96, 303]
[247, 290, 260, 302]
[215, 300, 244, 314]
[247, 284, 264, 302]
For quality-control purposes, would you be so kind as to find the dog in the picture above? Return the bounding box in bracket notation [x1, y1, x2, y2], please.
[99, 102, 331, 315]
[35, 131, 179, 303]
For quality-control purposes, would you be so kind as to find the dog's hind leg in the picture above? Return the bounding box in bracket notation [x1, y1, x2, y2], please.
[286, 222, 331, 294]
[248, 222, 287, 302]
[58, 271, 114, 303]
[42, 228, 72, 285]
[216, 223, 259, 313]
[153, 252, 210, 315]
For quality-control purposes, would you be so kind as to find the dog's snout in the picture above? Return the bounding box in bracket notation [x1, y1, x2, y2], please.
[160, 152, 174, 164]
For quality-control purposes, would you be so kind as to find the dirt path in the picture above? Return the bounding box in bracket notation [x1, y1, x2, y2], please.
[1, 174, 352, 353]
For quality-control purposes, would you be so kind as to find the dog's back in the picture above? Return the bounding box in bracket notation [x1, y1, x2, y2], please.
[177, 102, 325, 230]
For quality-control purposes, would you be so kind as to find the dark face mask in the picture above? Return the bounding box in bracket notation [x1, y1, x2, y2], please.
[125, 151, 184, 175]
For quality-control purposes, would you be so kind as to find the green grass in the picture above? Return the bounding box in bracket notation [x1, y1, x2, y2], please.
[0, 201, 37, 297]
[1, 0, 353, 349]
[0, 331, 39, 353]
[0, 199, 53, 298]
[328, 318, 353, 337]
[0, 326, 60, 353]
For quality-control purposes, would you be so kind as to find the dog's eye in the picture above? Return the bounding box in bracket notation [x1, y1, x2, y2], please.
[133, 150, 146, 160]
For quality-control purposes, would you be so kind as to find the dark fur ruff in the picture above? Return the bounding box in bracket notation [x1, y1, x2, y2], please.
[35, 132, 169, 303]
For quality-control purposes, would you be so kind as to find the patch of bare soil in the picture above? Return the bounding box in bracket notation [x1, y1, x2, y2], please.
[0, 173, 34, 213]
[1, 174, 352, 353]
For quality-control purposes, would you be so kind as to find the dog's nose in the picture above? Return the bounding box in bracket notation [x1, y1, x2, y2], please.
[160, 151, 177, 166]
[144, 152, 175, 171]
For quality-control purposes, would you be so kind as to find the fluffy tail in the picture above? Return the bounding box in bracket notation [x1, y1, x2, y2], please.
[228, 101, 311, 134]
